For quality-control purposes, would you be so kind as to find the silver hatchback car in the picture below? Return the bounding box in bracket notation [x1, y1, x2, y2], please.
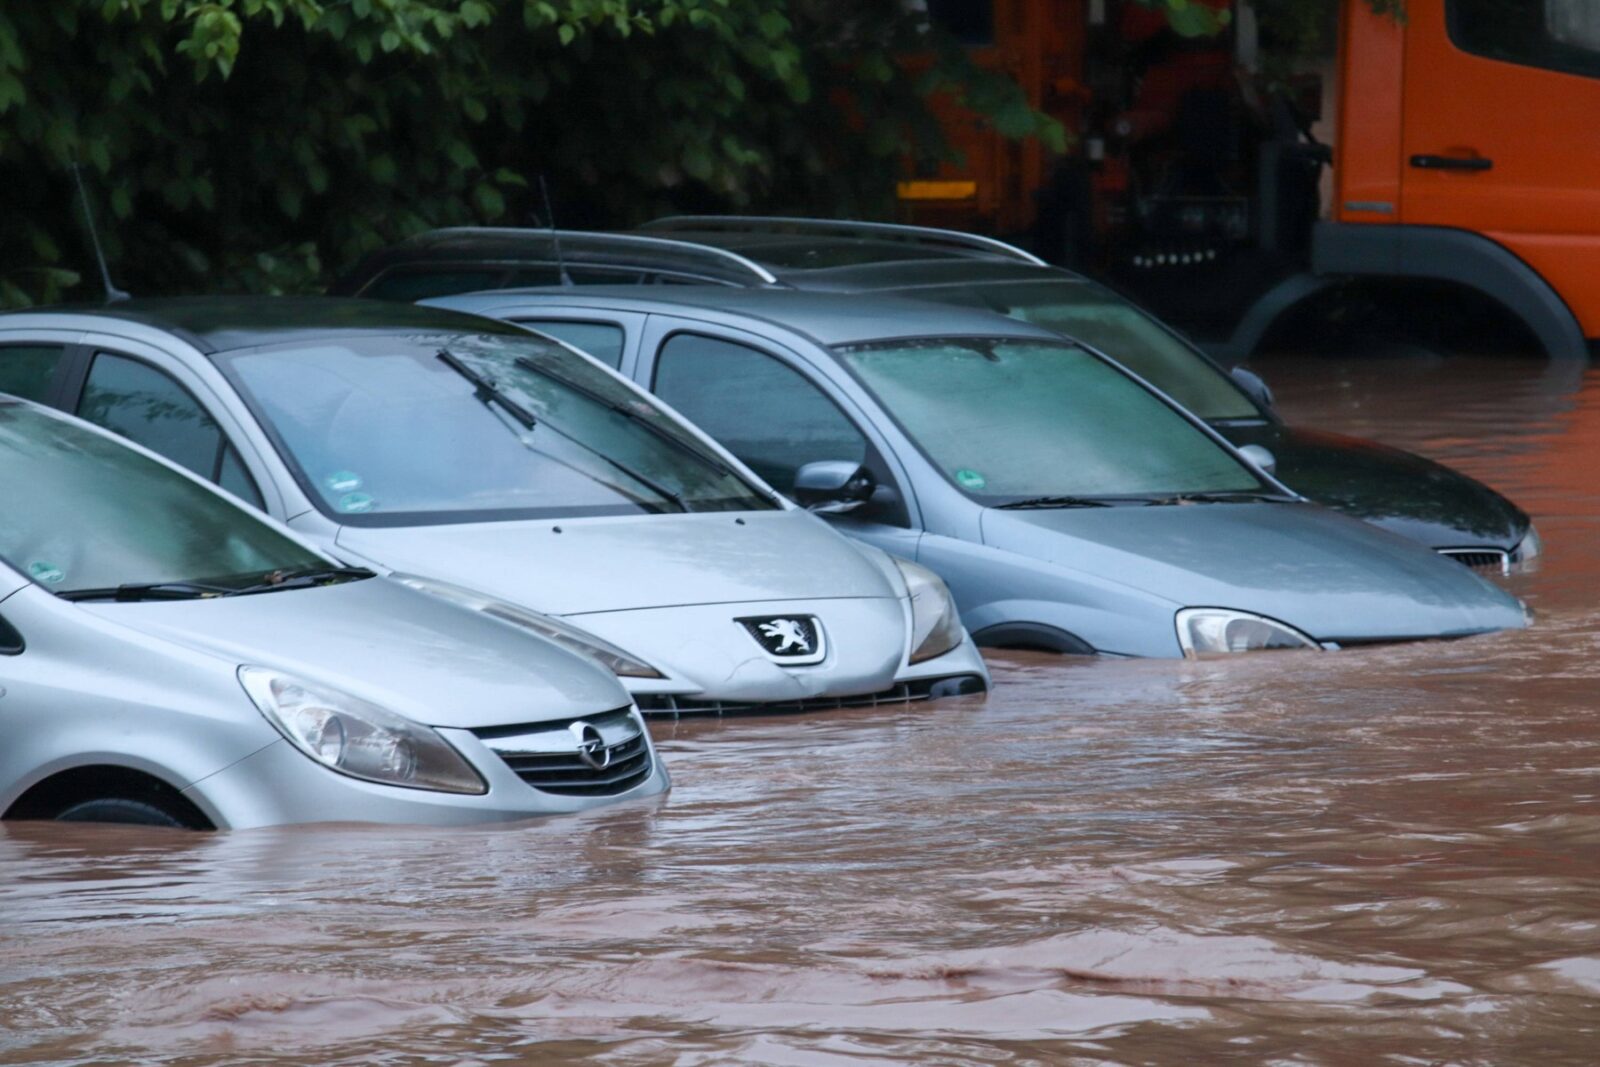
[0, 298, 987, 714]
[433, 287, 1530, 658]
[0, 396, 669, 830]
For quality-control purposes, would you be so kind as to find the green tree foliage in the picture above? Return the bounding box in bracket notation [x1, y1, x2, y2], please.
[0, 0, 1063, 305]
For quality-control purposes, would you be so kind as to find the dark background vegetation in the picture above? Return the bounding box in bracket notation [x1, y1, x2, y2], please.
[0, 0, 1347, 306]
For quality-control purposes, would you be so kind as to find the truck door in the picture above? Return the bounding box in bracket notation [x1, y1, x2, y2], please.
[1399, 0, 1600, 342]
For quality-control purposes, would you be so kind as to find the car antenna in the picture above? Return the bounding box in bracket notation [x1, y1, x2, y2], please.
[538, 174, 574, 287]
[71, 162, 130, 304]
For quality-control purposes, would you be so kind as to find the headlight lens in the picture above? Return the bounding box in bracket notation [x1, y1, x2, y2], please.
[1176, 608, 1320, 656]
[895, 558, 967, 664]
[390, 574, 664, 679]
[238, 667, 486, 794]
[1513, 524, 1542, 566]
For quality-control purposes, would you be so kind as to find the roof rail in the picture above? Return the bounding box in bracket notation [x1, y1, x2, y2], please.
[413, 227, 781, 286]
[640, 216, 1048, 267]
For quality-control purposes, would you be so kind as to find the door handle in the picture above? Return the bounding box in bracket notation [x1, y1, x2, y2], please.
[1409, 154, 1493, 172]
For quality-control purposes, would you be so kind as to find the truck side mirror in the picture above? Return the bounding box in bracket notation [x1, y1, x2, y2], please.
[1230, 366, 1276, 411]
[793, 461, 876, 514]
[1238, 443, 1278, 476]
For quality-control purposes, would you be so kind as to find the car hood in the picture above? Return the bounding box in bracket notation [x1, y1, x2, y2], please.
[77, 577, 630, 729]
[981, 501, 1527, 643]
[334, 510, 896, 615]
[1218, 423, 1529, 551]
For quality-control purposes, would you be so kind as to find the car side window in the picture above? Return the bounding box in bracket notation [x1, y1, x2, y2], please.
[520, 320, 626, 369]
[1449, 0, 1600, 79]
[0, 344, 65, 403]
[653, 333, 866, 492]
[365, 268, 507, 301]
[76, 353, 265, 509]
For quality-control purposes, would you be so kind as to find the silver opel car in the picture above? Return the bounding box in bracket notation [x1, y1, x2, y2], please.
[0, 396, 668, 830]
[432, 286, 1530, 658]
[0, 298, 986, 714]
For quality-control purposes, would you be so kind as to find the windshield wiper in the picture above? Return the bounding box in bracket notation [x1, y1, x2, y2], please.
[1137, 490, 1293, 506]
[440, 348, 687, 512]
[438, 348, 538, 431]
[513, 355, 744, 480]
[994, 495, 1115, 510]
[224, 565, 375, 596]
[58, 581, 238, 602]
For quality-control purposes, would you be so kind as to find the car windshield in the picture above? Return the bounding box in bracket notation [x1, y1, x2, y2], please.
[0, 403, 326, 596]
[897, 279, 1261, 421]
[834, 338, 1269, 503]
[219, 332, 774, 524]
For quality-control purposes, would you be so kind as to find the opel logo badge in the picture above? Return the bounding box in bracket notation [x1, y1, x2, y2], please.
[568, 720, 611, 771]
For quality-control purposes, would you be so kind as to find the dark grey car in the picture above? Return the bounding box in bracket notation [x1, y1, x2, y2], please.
[336, 220, 1538, 572]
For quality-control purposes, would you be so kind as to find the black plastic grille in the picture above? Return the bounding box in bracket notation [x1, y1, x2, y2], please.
[1437, 548, 1510, 575]
[634, 674, 985, 717]
[472, 708, 653, 797]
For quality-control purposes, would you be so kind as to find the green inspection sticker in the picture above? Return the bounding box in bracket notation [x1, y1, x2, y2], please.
[325, 470, 362, 493]
[27, 561, 64, 584]
[954, 468, 987, 491]
[337, 491, 376, 514]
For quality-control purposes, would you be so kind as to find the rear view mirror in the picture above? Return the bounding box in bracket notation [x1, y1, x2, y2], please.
[1230, 366, 1275, 411]
[793, 461, 875, 514]
[1237, 443, 1278, 476]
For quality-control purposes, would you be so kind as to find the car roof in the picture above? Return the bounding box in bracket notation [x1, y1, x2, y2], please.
[446, 286, 1066, 349]
[27, 296, 524, 353]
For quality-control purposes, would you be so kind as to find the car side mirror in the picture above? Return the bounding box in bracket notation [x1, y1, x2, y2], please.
[0, 613, 23, 655]
[793, 461, 876, 514]
[1237, 443, 1278, 476]
[1230, 366, 1275, 411]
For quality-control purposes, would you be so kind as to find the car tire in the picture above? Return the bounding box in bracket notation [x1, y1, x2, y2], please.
[54, 797, 192, 829]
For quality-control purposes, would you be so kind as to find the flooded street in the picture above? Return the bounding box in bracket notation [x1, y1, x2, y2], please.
[3, 354, 1598, 1066]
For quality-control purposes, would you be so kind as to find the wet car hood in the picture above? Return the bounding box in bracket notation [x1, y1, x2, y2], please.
[333, 510, 896, 616]
[981, 501, 1527, 643]
[78, 577, 630, 729]
[1217, 422, 1530, 551]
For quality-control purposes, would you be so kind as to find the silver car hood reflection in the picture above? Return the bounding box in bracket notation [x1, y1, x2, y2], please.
[76, 578, 630, 729]
[981, 501, 1528, 642]
[333, 510, 898, 615]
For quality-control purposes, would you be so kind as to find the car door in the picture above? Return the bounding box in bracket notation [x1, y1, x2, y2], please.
[636, 315, 923, 561]
[502, 309, 649, 376]
[58, 340, 280, 516]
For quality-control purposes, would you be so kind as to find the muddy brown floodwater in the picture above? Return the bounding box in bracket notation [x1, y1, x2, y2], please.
[3, 354, 1599, 1066]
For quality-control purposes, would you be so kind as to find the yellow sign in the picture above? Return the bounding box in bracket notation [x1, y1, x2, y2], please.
[896, 180, 978, 201]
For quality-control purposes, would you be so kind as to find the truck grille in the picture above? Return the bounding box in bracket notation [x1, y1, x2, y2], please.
[1437, 548, 1511, 576]
[471, 707, 653, 797]
[634, 674, 986, 717]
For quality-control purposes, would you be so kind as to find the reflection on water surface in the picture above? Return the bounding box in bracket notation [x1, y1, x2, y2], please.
[3, 354, 1598, 1065]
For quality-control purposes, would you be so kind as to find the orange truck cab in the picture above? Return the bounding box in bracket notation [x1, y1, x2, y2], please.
[903, 0, 1600, 361]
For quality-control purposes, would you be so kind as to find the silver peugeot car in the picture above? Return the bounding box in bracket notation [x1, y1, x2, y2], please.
[432, 286, 1530, 658]
[0, 298, 986, 713]
[0, 395, 668, 830]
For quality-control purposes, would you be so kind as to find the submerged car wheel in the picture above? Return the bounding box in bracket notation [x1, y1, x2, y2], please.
[55, 797, 194, 828]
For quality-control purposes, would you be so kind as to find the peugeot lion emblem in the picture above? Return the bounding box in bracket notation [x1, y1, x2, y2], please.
[568, 720, 612, 771]
[737, 615, 826, 664]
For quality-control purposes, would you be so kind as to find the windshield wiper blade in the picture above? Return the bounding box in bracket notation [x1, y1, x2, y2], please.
[994, 495, 1115, 510]
[1139, 491, 1292, 505]
[58, 581, 237, 602]
[438, 348, 538, 431]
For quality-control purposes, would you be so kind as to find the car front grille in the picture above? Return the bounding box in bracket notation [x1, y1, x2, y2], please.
[1437, 548, 1511, 575]
[471, 707, 653, 797]
[634, 674, 986, 717]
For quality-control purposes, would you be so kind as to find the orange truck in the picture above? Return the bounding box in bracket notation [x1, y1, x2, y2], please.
[902, 0, 1600, 361]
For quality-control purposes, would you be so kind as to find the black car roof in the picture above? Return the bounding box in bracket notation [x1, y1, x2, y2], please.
[460, 286, 1064, 349]
[48, 296, 524, 353]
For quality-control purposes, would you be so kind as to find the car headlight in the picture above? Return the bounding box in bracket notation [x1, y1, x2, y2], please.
[1176, 608, 1320, 656]
[389, 574, 664, 679]
[894, 558, 967, 664]
[1513, 524, 1542, 565]
[238, 667, 486, 794]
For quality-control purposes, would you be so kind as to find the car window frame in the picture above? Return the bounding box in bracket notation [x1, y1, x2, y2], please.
[639, 317, 921, 530]
[63, 339, 274, 515]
